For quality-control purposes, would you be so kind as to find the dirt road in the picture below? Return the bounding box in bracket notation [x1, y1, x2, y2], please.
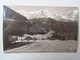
[4, 40, 78, 53]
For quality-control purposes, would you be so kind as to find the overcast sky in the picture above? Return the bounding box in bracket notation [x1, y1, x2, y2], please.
[5, 5, 78, 15]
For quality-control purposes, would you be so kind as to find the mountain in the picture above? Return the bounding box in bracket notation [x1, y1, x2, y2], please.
[28, 10, 54, 19]
[17, 10, 54, 19]
[52, 10, 78, 22]
[16, 9, 78, 22]
[65, 10, 78, 22]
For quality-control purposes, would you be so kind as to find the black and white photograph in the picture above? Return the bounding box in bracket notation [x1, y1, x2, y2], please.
[3, 5, 78, 53]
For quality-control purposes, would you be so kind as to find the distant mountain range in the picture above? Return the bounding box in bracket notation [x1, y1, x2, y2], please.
[3, 6, 78, 41]
[16, 9, 78, 22]
[3, 6, 78, 34]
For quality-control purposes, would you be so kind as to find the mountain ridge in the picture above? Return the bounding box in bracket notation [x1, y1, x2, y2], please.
[16, 9, 78, 22]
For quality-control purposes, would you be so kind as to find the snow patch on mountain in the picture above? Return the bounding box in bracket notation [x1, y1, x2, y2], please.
[17, 10, 54, 19]
[66, 9, 78, 21]
[54, 9, 78, 22]
[29, 10, 54, 19]
[16, 9, 78, 22]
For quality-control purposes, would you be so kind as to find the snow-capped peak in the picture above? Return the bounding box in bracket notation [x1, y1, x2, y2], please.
[28, 9, 54, 19]
[73, 9, 78, 14]
[16, 9, 78, 22]
[66, 9, 78, 21]
[68, 9, 78, 15]
[16, 9, 54, 19]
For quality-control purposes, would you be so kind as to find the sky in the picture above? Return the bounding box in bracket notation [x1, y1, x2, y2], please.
[5, 5, 78, 15]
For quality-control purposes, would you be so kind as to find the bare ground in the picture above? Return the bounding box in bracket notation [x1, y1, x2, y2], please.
[4, 40, 78, 53]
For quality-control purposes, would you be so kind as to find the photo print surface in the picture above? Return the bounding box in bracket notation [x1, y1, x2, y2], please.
[3, 5, 78, 53]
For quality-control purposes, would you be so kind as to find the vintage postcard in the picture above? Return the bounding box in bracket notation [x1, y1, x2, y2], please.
[3, 5, 78, 53]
